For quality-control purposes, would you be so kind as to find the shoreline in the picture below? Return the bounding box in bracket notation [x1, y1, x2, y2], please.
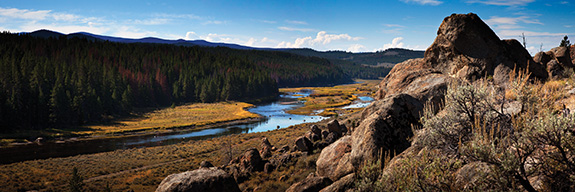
[1, 114, 266, 148]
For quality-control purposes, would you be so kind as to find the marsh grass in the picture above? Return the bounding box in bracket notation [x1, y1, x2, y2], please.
[0, 120, 324, 191]
[81, 101, 259, 135]
[282, 79, 379, 116]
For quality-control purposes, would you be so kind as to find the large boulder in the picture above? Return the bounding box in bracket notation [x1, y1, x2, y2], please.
[377, 13, 548, 105]
[286, 173, 332, 192]
[316, 136, 354, 181]
[552, 46, 573, 68]
[425, 13, 547, 83]
[295, 136, 314, 152]
[156, 167, 241, 192]
[239, 148, 264, 173]
[351, 94, 423, 167]
[327, 120, 344, 136]
[319, 173, 355, 192]
[311, 124, 322, 136]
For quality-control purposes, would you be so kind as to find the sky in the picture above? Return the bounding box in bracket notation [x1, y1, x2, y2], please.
[0, 0, 573, 54]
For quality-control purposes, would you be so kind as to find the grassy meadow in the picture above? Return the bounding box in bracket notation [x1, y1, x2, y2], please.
[281, 79, 380, 116]
[0, 81, 380, 191]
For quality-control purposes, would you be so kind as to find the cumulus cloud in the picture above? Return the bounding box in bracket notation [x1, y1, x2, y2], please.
[347, 44, 367, 52]
[183, 31, 277, 48]
[381, 37, 405, 50]
[275, 31, 363, 49]
[466, 0, 534, 6]
[400, 0, 443, 6]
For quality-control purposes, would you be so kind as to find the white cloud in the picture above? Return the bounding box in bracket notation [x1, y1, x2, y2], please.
[400, 0, 443, 6]
[245, 38, 257, 46]
[347, 44, 367, 52]
[286, 20, 308, 25]
[560, 1, 569, 4]
[278, 26, 315, 32]
[185, 31, 199, 40]
[113, 26, 158, 38]
[466, 0, 534, 6]
[52, 13, 79, 22]
[275, 31, 363, 49]
[486, 16, 542, 26]
[0, 7, 50, 20]
[381, 37, 405, 50]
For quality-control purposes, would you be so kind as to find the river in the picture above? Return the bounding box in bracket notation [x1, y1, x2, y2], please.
[0, 92, 373, 164]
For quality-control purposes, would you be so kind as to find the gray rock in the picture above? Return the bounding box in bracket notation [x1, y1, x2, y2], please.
[156, 167, 241, 192]
[311, 124, 322, 136]
[327, 120, 343, 136]
[286, 173, 333, 192]
[295, 136, 314, 152]
[319, 173, 355, 192]
[351, 94, 423, 168]
[316, 136, 354, 181]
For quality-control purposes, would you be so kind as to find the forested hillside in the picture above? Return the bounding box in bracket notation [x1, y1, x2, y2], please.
[282, 48, 424, 79]
[204, 48, 352, 87]
[0, 32, 278, 131]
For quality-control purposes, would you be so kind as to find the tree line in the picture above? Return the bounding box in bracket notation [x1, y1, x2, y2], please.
[0, 32, 278, 131]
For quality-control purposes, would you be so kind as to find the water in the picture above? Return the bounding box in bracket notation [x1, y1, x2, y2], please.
[342, 96, 375, 109]
[0, 91, 333, 164]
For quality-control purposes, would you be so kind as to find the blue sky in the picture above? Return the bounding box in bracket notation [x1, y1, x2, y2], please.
[0, 0, 573, 53]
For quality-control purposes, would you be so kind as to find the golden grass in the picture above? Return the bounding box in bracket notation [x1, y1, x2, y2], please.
[81, 102, 259, 135]
[0, 120, 321, 192]
[282, 79, 380, 116]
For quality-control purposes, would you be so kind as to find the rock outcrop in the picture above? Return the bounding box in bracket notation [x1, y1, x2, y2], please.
[295, 136, 314, 152]
[156, 167, 241, 192]
[377, 13, 548, 104]
[533, 46, 574, 79]
[350, 94, 423, 167]
[316, 136, 354, 181]
[286, 173, 332, 192]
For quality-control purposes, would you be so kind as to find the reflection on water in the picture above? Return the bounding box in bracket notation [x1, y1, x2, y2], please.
[342, 96, 375, 109]
[0, 92, 328, 164]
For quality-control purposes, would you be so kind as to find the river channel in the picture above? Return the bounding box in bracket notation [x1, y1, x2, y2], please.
[0, 92, 373, 164]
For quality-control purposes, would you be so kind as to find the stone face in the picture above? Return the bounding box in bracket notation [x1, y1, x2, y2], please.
[306, 131, 321, 142]
[327, 119, 343, 136]
[286, 173, 333, 192]
[239, 148, 264, 173]
[552, 46, 574, 68]
[295, 136, 314, 152]
[351, 94, 423, 167]
[316, 136, 354, 181]
[311, 124, 322, 136]
[319, 173, 355, 192]
[325, 132, 340, 144]
[156, 168, 241, 192]
[321, 130, 329, 140]
[377, 13, 548, 105]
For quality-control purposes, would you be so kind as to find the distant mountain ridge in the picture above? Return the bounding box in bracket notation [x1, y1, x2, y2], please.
[28, 29, 259, 50]
[27, 29, 424, 67]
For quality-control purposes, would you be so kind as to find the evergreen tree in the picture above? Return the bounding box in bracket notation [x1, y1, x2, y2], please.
[560, 35, 571, 47]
